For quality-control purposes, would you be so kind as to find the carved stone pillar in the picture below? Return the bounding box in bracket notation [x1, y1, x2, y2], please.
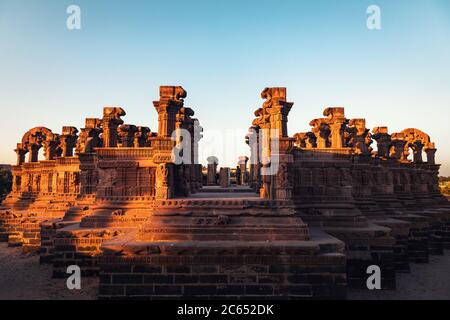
[219, 167, 230, 188]
[43, 138, 60, 160]
[310, 119, 330, 148]
[323, 107, 347, 149]
[102, 107, 125, 147]
[133, 126, 150, 148]
[372, 127, 391, 159]
[60, 126, 79, 157]
[76, 118, 103, 154]
[118, 124, 138, 148]
[260, 87, 295, 201]
[28, 144, 40, 162]
[348, 119, 371, 155]
[238, 156, 249, 185]
[206, 156, 218, 186]
[14, 143, 27, 165]
[425, 143, 437, 165]
[412, 141, 424, 163]
[390, 133, 407, 160]
[153, 86, 186, 137]
[246, 127, 259, 189]
[155, 163, 173, 199]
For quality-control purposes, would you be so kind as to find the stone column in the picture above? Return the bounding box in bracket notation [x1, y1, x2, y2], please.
[60, 126, 79, 157]
[102, 107, 125, 147]
[28, 144, 40, 162]
[372, 127, 391, 159]
[310, 119, 330, 149]
[43, 139, 60, 160]
[118, 125, 138, 148]
[133, 126, 150, 148]
[14, 143, 27, 165]
[348, 119, 371, 155]
[262, 87, 295, 200]
[153, 86, 186, 137]
[425, 143, 437, 165]
[323, 107, 347, 149]
[390, 133, 407, 160]
[238, 156, 249, 185]
[206, 156, 218, 186]
[155, 163, 173, 199]
[246, 126, 259, 190]
[412, 141, 424, 163]
[219, 167, 230, 188]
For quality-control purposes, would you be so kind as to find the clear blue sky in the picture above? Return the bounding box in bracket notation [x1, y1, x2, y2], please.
[1, 0, 449, 175]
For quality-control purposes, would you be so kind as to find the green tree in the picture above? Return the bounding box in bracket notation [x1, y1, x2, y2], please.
[440, 181, 450, 196]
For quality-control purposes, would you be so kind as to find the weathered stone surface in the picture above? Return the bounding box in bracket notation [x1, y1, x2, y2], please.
[1, 85, 449, 299]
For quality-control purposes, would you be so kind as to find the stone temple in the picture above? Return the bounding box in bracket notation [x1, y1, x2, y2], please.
[0, 86, 449, 299]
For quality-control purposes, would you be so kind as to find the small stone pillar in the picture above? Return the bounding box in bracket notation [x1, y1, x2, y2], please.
[155, 163, 173, 199]
[390, 133, 407, 160]
[310, 119, 330, 149]
[102, 107, 125, 147]
[15, 143, 27, 165]
[60, 126, 79, 157]
[425, 143, 437, 165]
[372, 127, 391, 159]
[133, 127, 151, 148]
[43, 138, 60, 160]
[246, 126, 259, 190]
[348, 119, 371, 155]
[28, 144, 40, 162]
[118, 124, 138, 148]
[238, 156, 249, 185]
[153, 86, 186, 137]
[219, 168, 230, 188]
[412, 141, 424, 163]
[206, 156, 218, 186]
[323, 107, 347, 149]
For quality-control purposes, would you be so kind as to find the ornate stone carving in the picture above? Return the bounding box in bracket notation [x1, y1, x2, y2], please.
[347, 119, 372, 155]
[102, 107, 126, 148]
[372, 127, 391, 159]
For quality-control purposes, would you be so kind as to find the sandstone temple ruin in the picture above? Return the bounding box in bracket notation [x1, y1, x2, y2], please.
[0, 86, 449, 299]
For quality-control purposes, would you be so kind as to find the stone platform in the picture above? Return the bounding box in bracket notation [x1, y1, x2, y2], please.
[98, 228, 346, 300]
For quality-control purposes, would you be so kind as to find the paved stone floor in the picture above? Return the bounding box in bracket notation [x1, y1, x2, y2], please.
[1, 245, 449, 300]
[0, 243, 97, 300]
[348, 250, 450, 300]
